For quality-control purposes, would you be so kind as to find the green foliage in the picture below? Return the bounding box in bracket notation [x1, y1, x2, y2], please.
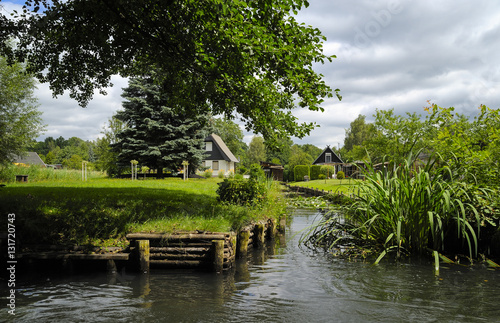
[202, 169, 213, 179]
[0, 54, 45, 165]
[310, 165, 322, 180]
[216, 178, 267, 206]
[4, 0, 339, 144]
[249, 163, 266, 181]
[318, 174, 326, 180]
[210, 117, 247, 162]
[341, 104, 500, 187]
[246, 136, 266, 167]
[288, 144, 314, 173]
[266, 136, 293, 165]
[294, 165, 310, 182]
[217, 169, 225, 179]
[336, 170, 345, 180]
[343, 114, 375, 152]
[62, 154, 84, 170]
[427, 104, 500, 186]
[319, 165, 335, 178]
[93, 116, 124, 176]
[305, 152, 498, 267]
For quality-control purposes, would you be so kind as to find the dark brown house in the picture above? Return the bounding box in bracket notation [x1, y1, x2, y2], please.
[312, 146, 344, 174]
[260, 161, 284, 181]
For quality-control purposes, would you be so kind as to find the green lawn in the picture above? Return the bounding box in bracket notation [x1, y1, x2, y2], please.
[288, 178, 362, 195]
[0, 177, 285, 247]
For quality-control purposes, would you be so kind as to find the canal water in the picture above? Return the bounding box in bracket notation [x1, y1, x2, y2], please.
[3, 209, 500, 322]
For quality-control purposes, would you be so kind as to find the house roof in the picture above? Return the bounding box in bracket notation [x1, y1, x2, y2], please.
[204, 134, 239, 163]
[313, 146, 343, 165]
[12, 152, 46, 166]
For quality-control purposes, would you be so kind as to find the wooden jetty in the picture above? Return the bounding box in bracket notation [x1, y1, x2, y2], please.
[9, 218, 286, 274]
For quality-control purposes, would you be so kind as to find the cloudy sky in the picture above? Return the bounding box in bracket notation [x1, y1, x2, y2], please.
[3, 0, 500, 148]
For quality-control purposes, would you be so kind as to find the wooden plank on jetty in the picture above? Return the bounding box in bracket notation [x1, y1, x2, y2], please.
[126, 233, 229, 241]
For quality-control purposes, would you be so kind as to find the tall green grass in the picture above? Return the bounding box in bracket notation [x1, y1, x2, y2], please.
[0, 164, 106, 183]
[305, 152, 495, 271]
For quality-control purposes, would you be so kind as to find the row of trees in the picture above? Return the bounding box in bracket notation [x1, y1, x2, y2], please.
[340, 103, 500, 186]
[0, 50, 45, 166]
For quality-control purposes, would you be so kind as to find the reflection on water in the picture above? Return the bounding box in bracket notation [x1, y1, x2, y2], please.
[3, 209, 500, 322]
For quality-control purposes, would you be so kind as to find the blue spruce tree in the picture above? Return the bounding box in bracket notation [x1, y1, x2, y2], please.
[113, 75, 211, 178]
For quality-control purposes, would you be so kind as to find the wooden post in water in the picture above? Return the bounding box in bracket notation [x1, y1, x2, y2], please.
[106, 259, 117, 274]
[237, 230, 250, 258]
[136, 239, 150, 273]
[212, 240, 224, 273]
[279, 217, 286, 233]
[267, 219, 277, 239]
[254, 223, 265, 249]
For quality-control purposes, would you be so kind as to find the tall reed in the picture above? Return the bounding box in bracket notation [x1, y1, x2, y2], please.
[305, 151, 491, 267]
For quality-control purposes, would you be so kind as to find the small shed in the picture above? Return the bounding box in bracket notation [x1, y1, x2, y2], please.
[260, 161, 284, 181]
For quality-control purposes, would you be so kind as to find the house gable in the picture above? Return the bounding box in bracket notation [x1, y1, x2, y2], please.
[313, 146, 343, 165]
[203, 134, 238, 163]
[12, 152, 46, 167]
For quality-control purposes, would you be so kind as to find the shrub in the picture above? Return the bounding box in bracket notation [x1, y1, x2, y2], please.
[203, 169, 213, 179]
[218, 169, 225, 179]
[294, 165, 309, 181]
[310, 165, 322, 180]
[320, 165, 335, 178]
[216, 178, 267, 205]
[237, 166, 247, 175]
[249, 163, 265, 181]
[318, 174, 326, 180]
[336, 171, 345, 180]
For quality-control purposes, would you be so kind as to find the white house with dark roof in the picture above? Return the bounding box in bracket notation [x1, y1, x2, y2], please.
[202, 134, 238, 176]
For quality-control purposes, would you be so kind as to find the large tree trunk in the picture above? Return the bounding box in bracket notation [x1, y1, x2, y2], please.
[157, 167, 164, 179]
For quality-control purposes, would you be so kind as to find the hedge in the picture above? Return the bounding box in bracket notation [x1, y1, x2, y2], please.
[294, 165, 310, 182]
[310, 165, 322, 180]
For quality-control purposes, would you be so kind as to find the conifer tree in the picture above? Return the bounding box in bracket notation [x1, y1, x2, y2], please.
[113, 75, 210, 178]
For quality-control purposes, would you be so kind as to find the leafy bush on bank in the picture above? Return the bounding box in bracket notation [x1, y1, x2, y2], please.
[216, 177, 267, 206]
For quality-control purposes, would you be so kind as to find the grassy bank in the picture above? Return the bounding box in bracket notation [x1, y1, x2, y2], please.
[287, 179, 361, 195]
[0, 177, 286, 247]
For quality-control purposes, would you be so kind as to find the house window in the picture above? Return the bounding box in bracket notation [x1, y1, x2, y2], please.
[206, 142, 212, 151]
[325, 153, 332, 163]
[212, 161, 219, 170]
